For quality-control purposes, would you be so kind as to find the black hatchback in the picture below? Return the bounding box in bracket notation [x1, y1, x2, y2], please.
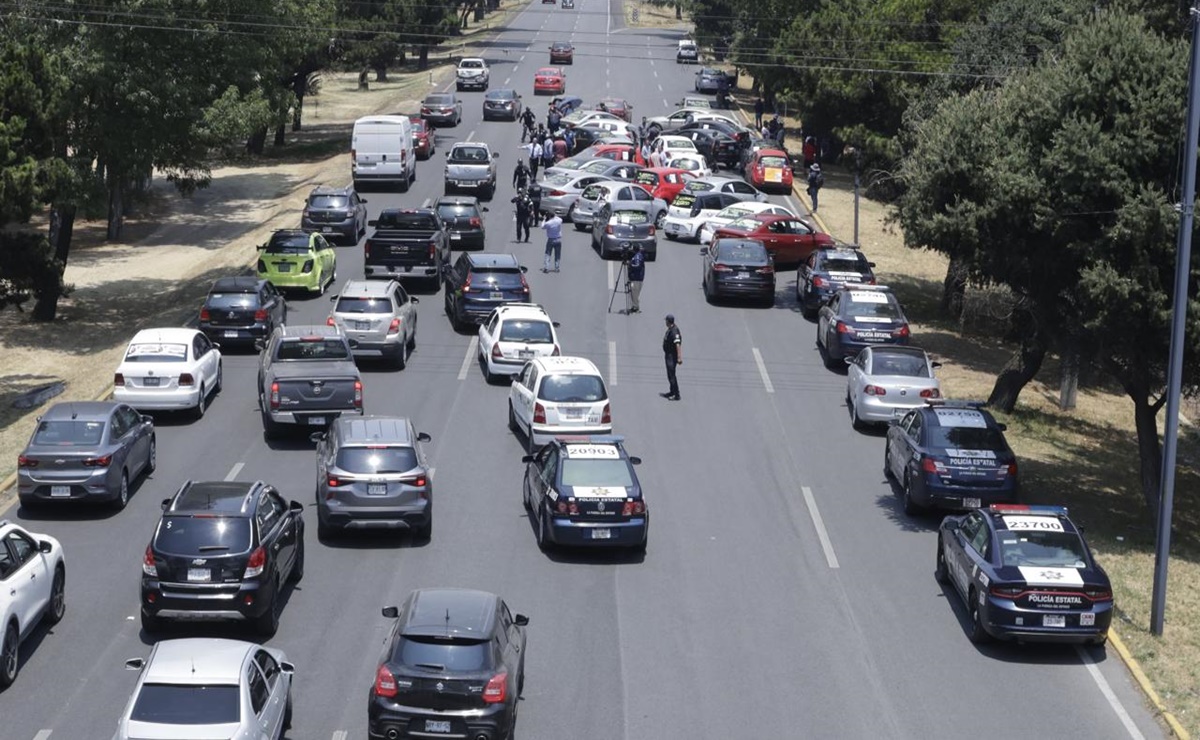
[140, 480, 305, 636]
[443, 252, 531, 330]
[435, 196, 488, 250]
[198, 277, 287, 348]
[370, 588, 528, 740]
[701, 237, 775, 305]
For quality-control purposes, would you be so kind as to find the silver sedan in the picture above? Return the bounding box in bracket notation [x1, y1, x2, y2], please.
[537, 173, 613, 220]
[845, 346, 943, 429]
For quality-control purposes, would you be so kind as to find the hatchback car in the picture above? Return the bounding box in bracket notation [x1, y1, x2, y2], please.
[571, 180, 666, 230]
[846, 346, 942, 428]
[420, 93, 462, 126]
[817, 285, 911, 367]
[114, 639, 294, 740]
[18, 402, 155, 510]
[666, 153, 711, 179]
[592, 206, 658, 261]
[256, 229, 337, 295]
[410, 117, 436, 159]
[369, 589, 528, 740]
[533, 66, 566, 95]
[313, 416, 433, 539]
[662, 191, 745, 242]
[435, 196, 488, 250]
[633, 167, 694, 208]
[482, 89, 523, 121]
[575, 158, 644, 182]
[141, 480, 305, 636]
[648, 135, 698, 168]
[549, 41, 574, 64]
[701, 238, 775, 305]
[797, 247, 877, 317]
[538, 173, 613, 220]
[682, 175, 768, 201]
[478, 303, 560, 382]
[522, 435, 647, 552]
[712, 213, 835, 266]
[0, 520, 65, 688]
[694, 67, 726, 93]
[745, 148, 794, 194]
[327, 279, 419, 369]
[114, 328, 222, 417]
[443, 252, 532, 330]
[509, 356, 611, 451]
[199, 277, 287, 347]
[300, 185, 368, 246]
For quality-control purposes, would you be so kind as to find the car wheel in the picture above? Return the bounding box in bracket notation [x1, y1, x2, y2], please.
[902, 473, 923, 516]
[934, 539, 949, 585]
[407, 324, 417, 351]
[522, 479, 532, 511]
[801, 301, 817, 320]
[194, 383, 207, 418]
[655, 210, 666, 228]
[566, 204, 576, 223]
[573, 221, 587, 232]
[849, 394, 865, 431]
[509, 403, 520, 434]
[146, 436, 157, 475]
[536, 510, 552, 552]
[112, 471, 130, 510]
[482, 355, 496, 384]
[819, 332, 837, 369]
[1092, 632, 1109, 647]
[883, 442, 894, 480]
[400, 170, 411, 193]
[283, 690, 293, 729]
[664, 232, 677, 241]
[525, 420, 537, 454]
[214, 362, 223, 393]
[395, 339, 408, 371]
[139, 608, 161, 634]
[255, 581, 281, 637]
[289, 539, 304, 584]
[0, 622, 19, 688]
[967, 589, 991, 643]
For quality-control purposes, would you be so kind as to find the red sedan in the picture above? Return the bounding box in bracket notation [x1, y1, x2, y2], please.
[534, 67, 566, 95]
[633, 167, 693, 204]
[712, 213, 834, 265]
[409, 117, 435, 159]
[586, 143, 646, 167]
[744, 148, 794, 194]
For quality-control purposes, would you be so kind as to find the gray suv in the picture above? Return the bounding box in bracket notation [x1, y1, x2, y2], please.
[300, 185, 368, 245]
[313, 416, 433, 540]
[327, 280, 419, 369]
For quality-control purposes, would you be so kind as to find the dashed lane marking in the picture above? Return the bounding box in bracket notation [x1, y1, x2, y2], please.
[458, 337, 479, 380]
[33, 732, 52, 740]
[751, 347, 774, 393]
[224, 462, 244, 481]
[800, 486, 839, 568]
[609, 341, 618, 386]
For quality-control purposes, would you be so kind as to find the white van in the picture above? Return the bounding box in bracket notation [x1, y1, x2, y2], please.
[351, 115, 416, 192]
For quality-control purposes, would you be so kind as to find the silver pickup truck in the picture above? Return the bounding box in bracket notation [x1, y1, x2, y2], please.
[257, 325, 363, 437]
[444, 142, 499, 200]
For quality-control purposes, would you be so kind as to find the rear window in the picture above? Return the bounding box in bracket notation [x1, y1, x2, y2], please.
[264, 234, 311, 254]
[612, 210, 649, 225]
[449, 146, 490, 163]
[378, 213, 439, 230]
[561, 459, 634, 488]
[634, 171, 658, 186]
[686, 180, 714, 192]
[335, 297, 393, 314]
[336, 447, 419, 474]
[460, 60, 484, 68]
[582, 161, 613, 174]
[32, 420, 106, 446]
[130, 685, 241, 725]
[309, 195, 349, 209]
[484, 91, 513, 100]
[538, 374, 606, 402]
[844, 295, 902, 319]
[437, 204, 478, 219]
[426, 95, 453, 105]
[820, 255, 869, 273]
[760, 156, 788, 168]
[154, 516, 252, 556]
[274, 339, 351, 360]
[717, 243, 767, 262]
[580, 185, 608, 200]
[471, 268, 524, 288]
[499, 319, 554, 343]
[396, 637, 492, 671]
[125, 343, 188, 362]
[927, 424, 1007, 451]
[870, 353, 932, 377]
[206, 292, 258, 309]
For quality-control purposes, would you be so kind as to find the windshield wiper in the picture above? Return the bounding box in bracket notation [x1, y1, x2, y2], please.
[415, 663, 445, 671]
[197, 545, 230, 552]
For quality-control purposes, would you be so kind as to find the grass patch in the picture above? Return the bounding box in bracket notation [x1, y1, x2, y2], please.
[624, 0, 685, 28]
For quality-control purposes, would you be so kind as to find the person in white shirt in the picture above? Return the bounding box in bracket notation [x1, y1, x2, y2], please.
[528, 140, 543, 178]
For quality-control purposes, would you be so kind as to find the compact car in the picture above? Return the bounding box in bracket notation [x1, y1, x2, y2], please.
[482, 89, 523, 121]
[797, 247, 877, 317]
[300, 185, 368, 245]
[198, 277, 287, 348]
[114, 328, 222, 416]
[816, 285, 911, 367]
[0, 520, 65, 688]
[533, 67, 566, 95]
[410, 117, 436, 158]
[711, 213, 835, 266]
[478, 303, 561, 382]
[256, 229, 336, 295]
[327, 279, 419, 369]
[701, 238, 775, 305]
[744, 148, 794, 194]
[592, 205, 659, 261]
[549, 42, 574, 64]
[443, 252, 533, 330]
[508, 356, 612, 451]
[846, 346, 942, 428]
[420, 93, 463, 126]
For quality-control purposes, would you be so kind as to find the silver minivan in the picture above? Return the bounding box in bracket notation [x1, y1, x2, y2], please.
[313, 417, 433, 540]
[327, 280, 418, 369]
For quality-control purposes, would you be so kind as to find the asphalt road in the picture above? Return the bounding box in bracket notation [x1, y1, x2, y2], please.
[0, 1, 1166, 738]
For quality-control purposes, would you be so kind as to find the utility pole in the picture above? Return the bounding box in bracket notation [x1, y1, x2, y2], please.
[843, 145, 862, 247]
[1151, 0, 1200, 637]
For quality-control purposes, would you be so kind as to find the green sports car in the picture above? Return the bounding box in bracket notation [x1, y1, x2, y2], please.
[257, 229, 337, 294]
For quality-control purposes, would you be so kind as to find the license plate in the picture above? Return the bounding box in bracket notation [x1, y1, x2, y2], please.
[307, 416, 326, 426]
[352, 320, 371, 331]
[187, 568, 211, 583]
[518, 349, 535, 358]
[962, 497, 981, 508]
[667, 223, 680, 232]
[591, 528, 612, 540]
[1043, 614, 1066, 628]
[143, 377, 161, 387]
[224, 330, 239, 338]
[277, 263, 292, 272]
[560, 408, 584, 419]
[1080, 613, 1096, 626]
[368, 483, 387, 496]
[50, 485, 71, 497]
[322, 227, 333, 233]
[426, 720, 451, 733]
[490, 292, 504, 299]
[451, 233, 462, 240]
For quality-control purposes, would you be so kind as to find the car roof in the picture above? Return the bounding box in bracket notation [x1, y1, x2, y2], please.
[920, 404, 997, 429]
[309, 184, 353, 197]
[467, 252, 521, 268]
[867, 346, 928, 359]
[40, 401, 119, 421]
[334, 416, 414, 446]
[531, 356, 601, 375]
[278, 324, 343, 338]
[144, 639, 252, 685]
[210, 276, 265, 294]
[982, 505, 1079, 535]
[170, 480, 259, 514]
[401, 588, 498, 638]
[129, 327, 198, 345]
[551, 41, 572, 48]
[756, 148, 789, 158]
[339, 279, 397, 298]
[270, 228, 310, 239]
[459, 57, 485, 63]
[492, 303, 550, 319]
[816, 248, 866, 261]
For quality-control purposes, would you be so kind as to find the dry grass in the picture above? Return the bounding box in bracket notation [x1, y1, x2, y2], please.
[625, 0, 686, 29]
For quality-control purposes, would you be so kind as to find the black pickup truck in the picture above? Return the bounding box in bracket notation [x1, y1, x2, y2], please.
[364, 208, 451, 288]
[257, 325, 364, 438]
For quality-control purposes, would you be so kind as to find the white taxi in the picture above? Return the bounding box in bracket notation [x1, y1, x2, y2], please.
[667, 152, 712, 178]
[113, 328, 222, 417]
[508, 357, 611, 451]
[478, 303, 561, 382]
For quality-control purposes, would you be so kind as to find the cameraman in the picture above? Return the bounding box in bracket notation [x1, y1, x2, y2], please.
[626, 243, 645, 313]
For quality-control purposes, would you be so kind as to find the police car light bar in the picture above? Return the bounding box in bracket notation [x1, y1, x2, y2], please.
[924, 399, 987, 408]
[989, 504, 1069, 516]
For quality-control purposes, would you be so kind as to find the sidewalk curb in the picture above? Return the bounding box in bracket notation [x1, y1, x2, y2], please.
[1110, 629, 1190, 738]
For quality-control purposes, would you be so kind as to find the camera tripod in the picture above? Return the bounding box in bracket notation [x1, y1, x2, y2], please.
[607, 260, 630, 314]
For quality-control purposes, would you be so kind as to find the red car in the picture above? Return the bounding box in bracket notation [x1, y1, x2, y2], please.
[534, 67, 566, 95]
[712, 213, 834, 265]
[549, 42, 574, 64]
[595, 97, 633, 122]
[586, 142, 646, 167]
[409, 118, 435, 160]
[633, 167, 693, 204]
[744, 148, 794, 194]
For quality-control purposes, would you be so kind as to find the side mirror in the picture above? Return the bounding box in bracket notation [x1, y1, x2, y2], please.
[329, 294, 338, 301]
[492, 152, 500, 159]
[280, 661, 296, 673]
[520, 265, 529, 273]
[844, 357, 854, 366]
[289, 500, 304, 512]
[161, 498, 172, 510]
[698, 247, 706, 255]
[309, 432, 325, 444]
[141, 414, 154, 424]
[360, 198, 368, 204]
[38, 540, 53, 553]
[868, 262, 876, 267]
[514, 614, 530, 626]
[382, 606, 399, 618]
[629, 456, 642, 465]
[997, 423, 1008, 432]
[552, 321, 561, 328]
[482, 206, 490, 212]
[931, 361, 943, 369]
[411, 297, 420, 304]
[368, 219, 378, 227]
[256, 244, 266, 251]
[125, 658, 145, 671]
[211, 341, 222, 350]
[521, 455, 534, 463]
[944, 520, 959, 531]
[417, 432, 432, 443]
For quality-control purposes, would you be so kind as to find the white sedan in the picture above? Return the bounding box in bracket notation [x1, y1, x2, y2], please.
[113, 327, 222, 417]
[478, 304, 561, 382]
[697, 202, 796, 244]
[649, 135, 698, 167]
[667, 153, 712, 178]
[0, 521, 65, 688]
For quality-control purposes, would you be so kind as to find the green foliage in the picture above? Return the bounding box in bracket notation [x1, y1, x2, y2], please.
[201, 86, 277, 156]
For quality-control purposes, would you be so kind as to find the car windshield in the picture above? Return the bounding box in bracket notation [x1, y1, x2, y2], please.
[582, 161, 613, 174]
[870, 353, 931, 377]
[130, 684, 241, 725]
[397, 637, 492, 671]
[672, 193, 696, 209]
[664, 139, 696, 151]
[538, 374, 606, 402]
[499, 319, 554, 343]
[612, 210, 649, 225]
[449, 147, 489, 163]
[553, 43, 571, 51]
[335, 297, 392, 314]
[998, 531, 1088, 569]
[928, 424, 1007, 450]
[32, 420, 106, 446]
[274, 339, 350, 360]
[264, 234, 311, 254]
[309, 195, 349, 209]
[844, 294, 902, 319]
[378, 212, 439, 229]
[426, 95, 453, 105]
[460, 60, 484, 68]
[206, 292, 257, 309]
[155, 516, 252, 556]
[561, 459, 635, 488]
[719, 206, 755, 221]
[760, 156, 788, 168]
[125, 343, 188, 362]
[411, 119, 427, 132]
[336, 447, 418, 474]
[723, 216, 760, 230]
[485, 90, 514, 100]
[472, 268, 525, 288]
[672, 158, 701, 170]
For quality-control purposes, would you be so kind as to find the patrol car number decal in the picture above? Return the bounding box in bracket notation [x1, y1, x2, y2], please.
[1017, 566, 1084, 587]
[564, 445, 619, 459]
[848, 291, 888, 303]
[572, 486, 626, 499]
[933, 409, 988, 428]
[853, 316, 891, 324]
[1002, 516, 1064, 532]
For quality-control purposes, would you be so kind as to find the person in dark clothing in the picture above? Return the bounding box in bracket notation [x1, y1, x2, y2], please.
[513, 160, 530, 191]
[521, 108, 537, 142]
[754, 97, 765, 129]
[661, 314, 681, 400]
[527, 183, 543, 225]
[626, 244, 645, 313]
[512, 191, 532, 242]
[806, 163, 824, 212]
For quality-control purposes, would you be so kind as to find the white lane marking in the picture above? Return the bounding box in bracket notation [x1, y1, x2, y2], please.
[457, 337, 479, 380]
[751, 347, 774, 393]
[224, 462, 244, 481]
[33, 731, 52, 740]
[504, 77, 511, 85]
[800, 486, 839, 568]
[607, 80, 612, 89]
[519, 54, 525, 61]
[1075, 646, 1146, 740]
[609, 341, 618, 386]
[466, 130, 476, 141]
[331, 732, 348, 740]
[656, 83, 663, 91]
[663, 98, 669, 107]
[607, 260, 615, 291]
[653, 69, 658, 78]
[421, 197, 431, 208]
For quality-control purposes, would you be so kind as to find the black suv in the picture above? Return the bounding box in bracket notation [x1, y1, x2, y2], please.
[301, 185, 369, 245]
[435, 196, 488, 250]
[140, 480, 305, 636]
[442, 253, 531, 330]
[370, 588, 528, 740]
[198, 277, 287, 348]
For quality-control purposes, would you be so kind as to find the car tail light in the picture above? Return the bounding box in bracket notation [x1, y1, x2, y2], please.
[326, 316, 336, 326]
[990, 585, 1023, 598]
[364, 239, 372, 258]
[326, 474, 342, 488]
[865, 277, 877, 285]
[811, 276, 827, 288]
[601, 402, 611, 423]
[756, 265, 774, 274]
[302, 259, 314, 273]
[836, 322, 856, 335]
[256, 260, 266, 273]
[549, 190, 566, 196]
[648, 226, 656, 235]
[404, 475, 427, 487]
[483, 672, 507, 704]
[114, 372, 125, 387]
[712, 263, 732, 272]
[387, 318, 401, 335]
[142, 545, 157, 577]
[551, 344, 560, 356]
[919, 388, 941, 398]
[921, 457, 948, 475]
[623, 500, 645, 515]
[1004, 462, 1018, 477]
[421, 107, 431, 115]
[469, 217, 481, 227]
[17, 455, 38, 468]
[179, 373, 195, 387]
[492, 343, 503, 359]
[1084, 587, 1113, 601]
[533, 403, 546, 424]
[894, 325, 911, 338]
[374, 665, 399, 698]
[462, 274, 473, 293]
[254, 308, 268, 321]
[864, 385, 886, 396]
[428, 242, 437, 260]
[199, 308, 211, 321]
[244, 546, 266, 578]
[270, 381, 280, 410]
[520, 274, 531, 294]
[354, 380, 363, 409]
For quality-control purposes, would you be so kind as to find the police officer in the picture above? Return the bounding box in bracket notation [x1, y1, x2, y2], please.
[521, 107, 537, 142]
[512, 190, 532, 242]
[513, 160, 530, 191]
[527, 182, 544, 225]
[661, 314, 681, 400]
[626, 243, 645, 314]
[806, 163, 824, 212]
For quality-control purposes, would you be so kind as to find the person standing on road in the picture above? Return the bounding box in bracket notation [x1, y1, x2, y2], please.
[754, 96, 765, 129]
[512, 190, 532, 242]
[521, 107, 537, 142]
[542, 135, 555, 170]
[661, 314, 682, 401]
[806, 163, 824, 212]
[527, 182, 544, 226]
[528, 140, 543, 178]
[541, 212, 563, 273]
[626, 244, 645, 314]
[513, 160, 530, 191]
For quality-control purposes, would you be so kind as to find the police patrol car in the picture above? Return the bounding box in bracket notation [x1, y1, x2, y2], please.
[936, 505, 1112, 645]
[884, 400, 1019, 515]
[521, 436, 647, 553]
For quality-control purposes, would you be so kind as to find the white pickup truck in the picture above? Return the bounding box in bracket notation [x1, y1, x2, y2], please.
[456, 58, 490, 91]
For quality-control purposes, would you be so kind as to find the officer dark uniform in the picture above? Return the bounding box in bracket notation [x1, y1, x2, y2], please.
[661, 314, 682, 400]
[513, 161, 530, 191]
[512, 191, 532, 242]
[527, 183, 543, 225]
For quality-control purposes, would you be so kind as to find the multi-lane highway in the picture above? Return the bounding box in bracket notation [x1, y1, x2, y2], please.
[0, 0, 1165, 737]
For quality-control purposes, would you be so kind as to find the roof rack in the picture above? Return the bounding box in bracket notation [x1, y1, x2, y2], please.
[988, 504, 1069, 517]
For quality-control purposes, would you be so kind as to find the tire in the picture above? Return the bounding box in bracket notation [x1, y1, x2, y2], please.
[655, 210, 666, 228]
[573, 221, 587, 232]
[509, 403, 520, 434]
[536, 510, 551, 552]
[902, 473, 923, 516]
[934, 539, 949, 585]
[525, 421, 537, 454]
[140, 609, 161, 634]
[289, 539, 304, 584]
[883, 442, 895, 481]
[284, 691, 293, 729]
[407, 324, 417, 352]
[849, 394, 865, 431]
[146, 436, 157, 475]
[414, 512, 432, 542]
[482, 356, 496, 384]
[1092, 632, 1109, 647]
[395, 340, 408, 371]
[194, 383, 207, 418]
[112, 472, 130, 510]
[566, 204, 576, 223]
[214, 362, 223, 393]
[0, 623, 18, 689]
[522, 480, 532, 511]
[45, 567, 65, 625]
[664, 233, 678, 241]
[967, 589, 991, 643]
[399, 171, 410, 193]
[255, 581, 281, 637]
[819, 332, 837, 369]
